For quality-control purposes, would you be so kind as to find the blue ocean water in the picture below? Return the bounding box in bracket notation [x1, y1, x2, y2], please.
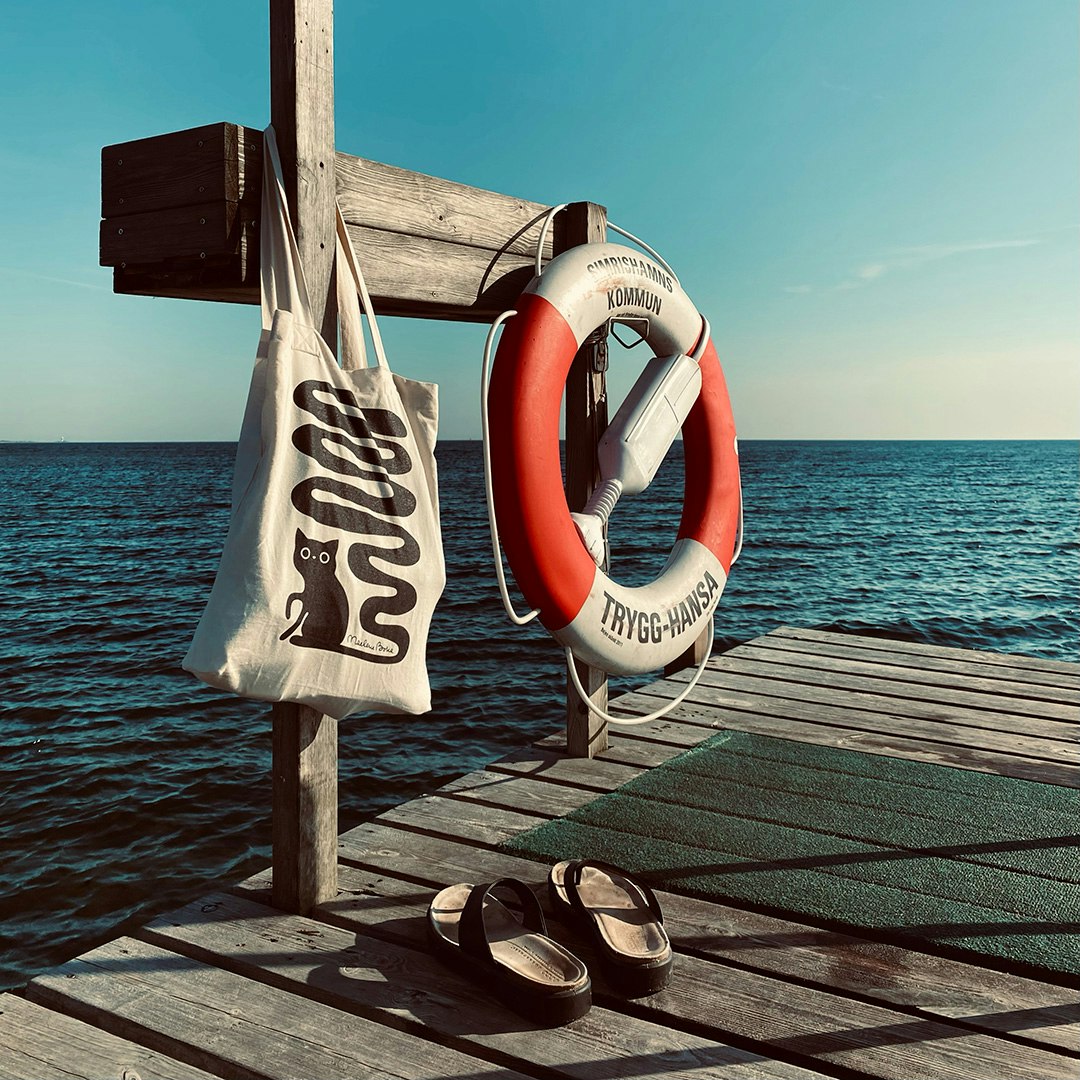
[0, 439, 1076, 990]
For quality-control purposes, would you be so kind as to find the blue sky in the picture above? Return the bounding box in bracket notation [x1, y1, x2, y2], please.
[1, 0, 1076, 440]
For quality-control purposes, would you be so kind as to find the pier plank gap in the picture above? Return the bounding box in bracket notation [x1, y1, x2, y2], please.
[8, 628, 1080, 1080]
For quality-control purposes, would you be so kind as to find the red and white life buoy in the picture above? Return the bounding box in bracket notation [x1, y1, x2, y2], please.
[488, 242, 741, 676]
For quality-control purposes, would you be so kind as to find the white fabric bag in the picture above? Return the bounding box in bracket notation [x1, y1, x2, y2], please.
[183, 125, 445, 719]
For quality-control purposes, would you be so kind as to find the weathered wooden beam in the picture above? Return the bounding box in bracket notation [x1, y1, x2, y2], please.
[101, 121, 257, 218]
[558, 201, 610, 759]
[268, 0, 337, 917]
[99, 123, 555, 317]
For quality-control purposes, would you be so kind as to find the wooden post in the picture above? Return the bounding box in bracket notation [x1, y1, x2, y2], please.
[269, 0, 338, 914]
[556, 202, 610, 759]
[664, 627, 712, 677]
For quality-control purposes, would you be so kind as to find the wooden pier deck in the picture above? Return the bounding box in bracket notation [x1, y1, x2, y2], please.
[3, 626, 1077, 1079]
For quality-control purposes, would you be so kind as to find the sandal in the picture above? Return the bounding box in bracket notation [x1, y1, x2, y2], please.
[548, 859, 673, 996]
[427, 877, 591, 1026]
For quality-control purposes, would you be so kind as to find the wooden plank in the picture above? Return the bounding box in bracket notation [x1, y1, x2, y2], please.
[29, 937, 524, 1080]
[328, 823, 1080, 1070]
[0, 993, 216, 1080]
[336, 151, 555, 258]
[102, 124, 560, 317]
[606, 692, 1080, 787]
[560, 201, 611, 758]
[435, 767, 602, 818]
[537, 728, 708, 767]
[376, 793, 545, 848]
[136, 891, 827, 1080]
[110, 255, 256, 305]
[657, 666, 1079, 751]
[101, 121, 250, 218]
[754, 629, 1080, 696]
[721, 644, 1080, 720]
[110, 216, 542, 318]
[268, 0, 338, 917]
[100, 199, 248, 265]
[773, 627, 1080, 681]
[345, 222, 536, 314]
[331, 823, 1080, 1052]
[270, 0, 336, 341]
[318, 861, 1080, 1055]
[488, 744, 643, 790]
[104, 126, 553, 256]
[271, 705, 338, 914]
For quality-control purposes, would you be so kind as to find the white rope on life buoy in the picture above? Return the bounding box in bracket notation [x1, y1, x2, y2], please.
[483, 224, 742, 725]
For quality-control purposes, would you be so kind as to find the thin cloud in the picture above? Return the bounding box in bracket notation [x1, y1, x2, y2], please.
[784, 235, 1041, 296]
[889, 239, 1039, 262]
[0, 266, 107, 291]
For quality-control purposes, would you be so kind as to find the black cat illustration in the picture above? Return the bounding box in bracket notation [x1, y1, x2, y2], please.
[279, 530, 352, 651]
[280, 527, 411, 663]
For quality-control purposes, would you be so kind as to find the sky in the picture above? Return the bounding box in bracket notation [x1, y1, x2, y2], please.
[0, 0, 1077, 441]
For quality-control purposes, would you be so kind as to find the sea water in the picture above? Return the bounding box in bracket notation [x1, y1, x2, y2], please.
[0, 439, 1076, 989]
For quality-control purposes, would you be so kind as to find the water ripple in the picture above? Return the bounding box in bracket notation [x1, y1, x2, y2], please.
[0, 438, 1076, 989]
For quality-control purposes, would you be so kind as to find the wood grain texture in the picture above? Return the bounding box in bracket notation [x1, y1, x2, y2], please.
[137, 891, 826, 1080]
[610, 688, 1080, 786]
[102, 122, 561, 317]
[343, 222, 536, 313]
[268, 0, 338, 918]
[735, 638, 1080, 707]
[270, 0, 336, 343]
[656, 665, 1079, 751]
[100, 200, 248, 265]
[0, 993, 217, 1080]
[773, 626, 1080, 681]
[111, 256, 257, 305]
[271, 704, 338, 915]
[330, 820, 1080, 1069]
[560, 202, 611, 758]
[101, 122, 247, 218]
[12, 629, 1079, 1079]
[300, 854, 1080, 1055]
[717, 645, 1079, 722]
[336, 151, 554, 256]
[29, 937, 522, 1080]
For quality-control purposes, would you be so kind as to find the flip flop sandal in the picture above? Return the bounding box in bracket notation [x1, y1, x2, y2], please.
[427, 877, 592, 1026]
[548, 859, 673, 996]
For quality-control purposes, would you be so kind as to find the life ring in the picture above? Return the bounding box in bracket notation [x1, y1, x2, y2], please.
[488, 242, 740, 676]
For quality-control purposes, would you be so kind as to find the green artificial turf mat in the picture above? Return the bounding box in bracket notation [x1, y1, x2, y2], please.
[504, 731, 1080, 977]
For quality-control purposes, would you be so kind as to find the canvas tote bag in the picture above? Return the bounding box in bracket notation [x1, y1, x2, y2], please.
[183, 125, 445, 718]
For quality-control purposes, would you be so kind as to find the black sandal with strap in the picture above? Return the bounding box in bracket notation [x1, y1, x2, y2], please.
[427, 877, 592, 1026]
[549, 859, 673, 996]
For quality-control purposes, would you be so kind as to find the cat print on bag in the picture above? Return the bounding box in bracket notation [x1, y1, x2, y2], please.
[280, 378, 422, 664]
[278, 530, 351, 651]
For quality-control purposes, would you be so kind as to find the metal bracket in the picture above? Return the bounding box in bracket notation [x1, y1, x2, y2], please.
[584, 316, 650, 373]
[611, 317, 650, 350]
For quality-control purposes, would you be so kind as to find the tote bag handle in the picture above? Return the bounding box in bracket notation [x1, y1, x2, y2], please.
[335, 204, 389, 373]
[259, 126, 316, 332]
